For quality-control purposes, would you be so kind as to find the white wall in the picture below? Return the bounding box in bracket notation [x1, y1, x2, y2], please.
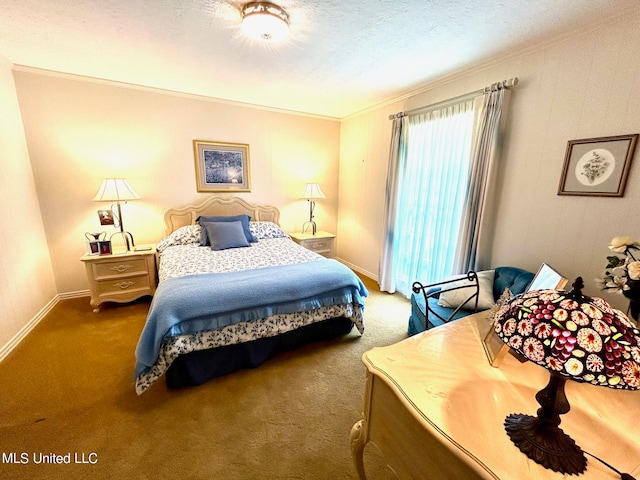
[0, 56, 57, 353]
[338, 11, 640, 312]
[13, 70, 341, 294]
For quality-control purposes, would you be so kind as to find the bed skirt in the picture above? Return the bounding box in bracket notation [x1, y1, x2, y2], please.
[165, 317, 355, 388]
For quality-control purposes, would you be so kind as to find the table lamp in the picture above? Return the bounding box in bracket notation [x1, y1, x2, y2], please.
[493, 277, 640, 475]
[301, 183, 325, 235]
[93, 178, 140, 251]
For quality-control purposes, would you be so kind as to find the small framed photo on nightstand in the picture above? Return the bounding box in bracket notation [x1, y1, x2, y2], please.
[98, 240, 112, 255]
[87, 241, 100, 255]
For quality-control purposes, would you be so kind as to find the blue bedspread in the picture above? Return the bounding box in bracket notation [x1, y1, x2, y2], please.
[134, 259, 367, 378]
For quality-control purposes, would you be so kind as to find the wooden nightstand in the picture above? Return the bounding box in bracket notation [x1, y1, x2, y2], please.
[80, 244, 157, 312]
[289, 231, 336, 258]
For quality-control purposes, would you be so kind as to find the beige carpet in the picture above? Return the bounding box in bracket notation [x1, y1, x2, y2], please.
[0, 275, 410, 479]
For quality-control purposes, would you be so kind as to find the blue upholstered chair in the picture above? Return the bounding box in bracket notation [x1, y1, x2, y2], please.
[408, 266, 535, 336]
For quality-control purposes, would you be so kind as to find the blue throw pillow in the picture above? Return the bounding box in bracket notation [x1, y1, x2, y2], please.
[196, 214, 257, 245]
[204, 221, 250, 251]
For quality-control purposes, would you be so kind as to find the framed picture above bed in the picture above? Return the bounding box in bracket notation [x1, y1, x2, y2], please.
[193, 140, 251, 192]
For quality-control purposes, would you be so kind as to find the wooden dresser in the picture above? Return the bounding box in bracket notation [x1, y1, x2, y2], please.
[350, 312, 640, 480]
[80, 245, 157, 312]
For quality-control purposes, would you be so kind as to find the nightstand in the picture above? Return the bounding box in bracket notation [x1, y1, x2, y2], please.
[289, 231, 336, 258]
[80, 244, 157, 313]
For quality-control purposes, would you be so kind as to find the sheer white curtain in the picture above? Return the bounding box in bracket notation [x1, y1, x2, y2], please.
[379, 101, 475, 296]
[453, 85, 511, 273]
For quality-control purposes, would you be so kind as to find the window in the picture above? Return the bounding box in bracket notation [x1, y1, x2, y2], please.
[390, 100, 475, 296]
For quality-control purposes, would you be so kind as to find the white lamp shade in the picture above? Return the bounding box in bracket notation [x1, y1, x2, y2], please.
[93, 178, 140, 202]
[302, 183, 325, 200]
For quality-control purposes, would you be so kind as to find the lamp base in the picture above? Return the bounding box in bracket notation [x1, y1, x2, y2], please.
[504, 413, 586, 474]
[302, 221, 317, 235]
[110, 231, 135, 251]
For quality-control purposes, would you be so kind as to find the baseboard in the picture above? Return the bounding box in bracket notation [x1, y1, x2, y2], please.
[58, 289, 90, 300]
[0, 290, 90, 363]
[0, 296, 58, 362]
[335, 257, 378, 282]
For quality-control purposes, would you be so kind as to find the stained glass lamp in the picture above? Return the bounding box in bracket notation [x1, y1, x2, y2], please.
[493, 277, 640, 474]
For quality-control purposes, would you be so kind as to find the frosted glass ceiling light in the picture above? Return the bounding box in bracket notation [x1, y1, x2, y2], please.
[241, 2, 289, 42]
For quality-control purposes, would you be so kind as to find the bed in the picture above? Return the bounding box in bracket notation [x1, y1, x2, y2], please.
[133, 196, 367, 394]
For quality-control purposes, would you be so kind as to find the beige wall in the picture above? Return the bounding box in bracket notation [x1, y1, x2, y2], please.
[13, 71, 341, 294]
[3, 8, 640, 352]
[338, 11, 640, 312]
[337, 100, 403, 279]
[0, 56, 57, 353]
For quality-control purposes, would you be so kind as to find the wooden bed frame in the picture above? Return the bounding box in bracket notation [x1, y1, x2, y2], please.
[163, 196, 280, 236]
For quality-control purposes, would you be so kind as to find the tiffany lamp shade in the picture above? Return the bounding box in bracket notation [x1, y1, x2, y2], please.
[493, 277, 640, 474]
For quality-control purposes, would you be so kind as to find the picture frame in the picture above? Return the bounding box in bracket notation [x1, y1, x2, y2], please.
[193, 140, 251, 192]
[557, 134, 638, 197]
[482, 323, 511, 367]
[527, 263, 568, 292]
[97, 209, 115, 226]
[98, 240, 112, 255]
[85, 231, 106, 255]
[87, 241, 100, 255]
[483, 263, 568, 367]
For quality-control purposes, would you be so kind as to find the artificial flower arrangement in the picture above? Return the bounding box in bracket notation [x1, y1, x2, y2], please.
[597, 236, 640, 321]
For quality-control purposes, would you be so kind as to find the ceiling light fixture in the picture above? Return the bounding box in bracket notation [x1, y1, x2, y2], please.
[241, 2, 289, 42]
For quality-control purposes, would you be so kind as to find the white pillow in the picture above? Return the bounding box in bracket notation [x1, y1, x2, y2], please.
[249, 221, 288, 240]
[156, 225, 201, 253]
[437, 270, 495, 311]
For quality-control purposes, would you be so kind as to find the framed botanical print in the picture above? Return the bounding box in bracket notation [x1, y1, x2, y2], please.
[558, 134, 638, 197]
[193, 140, 251, 192]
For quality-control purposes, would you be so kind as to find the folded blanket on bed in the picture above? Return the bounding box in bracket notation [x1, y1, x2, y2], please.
[134, 259, 367, 378]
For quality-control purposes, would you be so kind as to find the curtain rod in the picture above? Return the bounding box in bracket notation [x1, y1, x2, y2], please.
[389, 77, 519, 120]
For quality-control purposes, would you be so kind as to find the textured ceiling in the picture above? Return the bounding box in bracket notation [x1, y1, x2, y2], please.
[1, 1, 639, 118]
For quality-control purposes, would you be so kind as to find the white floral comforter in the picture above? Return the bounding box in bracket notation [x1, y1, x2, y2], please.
[158, 237, 322, 282]
[135, 224, 365, 394]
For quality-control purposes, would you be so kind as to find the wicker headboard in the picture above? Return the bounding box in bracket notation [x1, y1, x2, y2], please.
[163, 196, 280, 235]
